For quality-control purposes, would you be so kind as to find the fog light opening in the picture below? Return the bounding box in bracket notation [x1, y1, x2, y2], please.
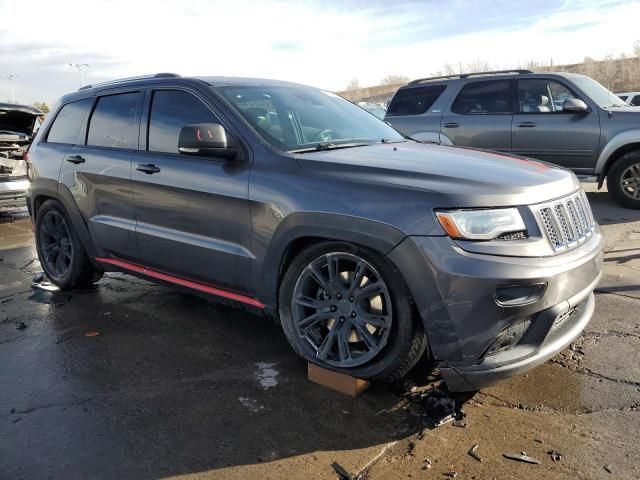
[486, 318, 532, 356]
[495, 283, 547, 307]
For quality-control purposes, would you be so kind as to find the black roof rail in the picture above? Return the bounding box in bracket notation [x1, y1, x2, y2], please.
[78, 72, 181, 91]
[408, 69, 533, 85]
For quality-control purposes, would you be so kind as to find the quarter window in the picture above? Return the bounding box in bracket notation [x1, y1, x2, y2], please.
[87, 92, 140, 149]
[631, 95, 640, 106]
[451, 80, 511, 115]
[148, 90, 220, 154]
[386, 85, 446, 116]
[46, 99, 92, 144]
[517, 79, 578, 113]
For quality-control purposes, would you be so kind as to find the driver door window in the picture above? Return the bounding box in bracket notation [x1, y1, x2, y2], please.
[517, 79, 578, 113]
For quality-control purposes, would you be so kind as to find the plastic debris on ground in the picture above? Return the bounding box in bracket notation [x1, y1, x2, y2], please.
[547, 449, 562, 462]
[503, 452, 541, 464]
[15, 321, 27, 330]
[468, 443, 482, 462]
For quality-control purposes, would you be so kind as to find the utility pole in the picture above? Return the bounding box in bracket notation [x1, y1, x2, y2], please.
[1, 74, 18, 103]
[68, 63, 90, 87]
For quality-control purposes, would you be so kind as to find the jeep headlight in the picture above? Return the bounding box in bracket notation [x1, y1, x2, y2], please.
[435, 208, 526, 240]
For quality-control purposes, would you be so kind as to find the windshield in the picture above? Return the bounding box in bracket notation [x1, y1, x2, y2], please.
[569, 75, 627, 108]
[215, 85, 404, 152]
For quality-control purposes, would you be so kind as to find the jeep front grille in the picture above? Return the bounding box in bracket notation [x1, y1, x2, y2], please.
[536, 191, 595, 252]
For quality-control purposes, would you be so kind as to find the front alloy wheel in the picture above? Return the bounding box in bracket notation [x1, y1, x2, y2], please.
[619, 163, 640, 201]
[291, 252, 393, 368]
[607, 151, 640, 210]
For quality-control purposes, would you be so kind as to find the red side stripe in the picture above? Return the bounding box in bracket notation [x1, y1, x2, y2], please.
[95, 257, 265, 309]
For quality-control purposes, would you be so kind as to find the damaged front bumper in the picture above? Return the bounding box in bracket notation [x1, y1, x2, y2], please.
[440, 280, 597, 391]
[388, 225, 604, 392]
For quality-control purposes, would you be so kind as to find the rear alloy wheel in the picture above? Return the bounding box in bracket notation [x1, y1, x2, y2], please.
[607, 151, 640, 209]
[279, 242, 427, 381]
[39, 210, 73, 280]
[35, 200, 103, 290]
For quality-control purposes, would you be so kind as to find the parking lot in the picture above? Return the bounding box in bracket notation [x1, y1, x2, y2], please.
[0, 184, 639, 480]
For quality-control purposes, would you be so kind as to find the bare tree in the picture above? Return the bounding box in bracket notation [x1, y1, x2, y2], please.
[380, 74, 409, 85]
[344, 77, 361, 101]
[32, 101, 50, 114]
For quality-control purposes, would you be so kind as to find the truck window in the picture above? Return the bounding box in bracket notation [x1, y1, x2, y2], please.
[451, 80, 511, 115]
[386, 85, 446, 116]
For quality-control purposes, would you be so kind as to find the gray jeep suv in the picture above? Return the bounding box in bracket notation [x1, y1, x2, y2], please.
[385, 70, 640, 209]
[26, 74, 603, 391]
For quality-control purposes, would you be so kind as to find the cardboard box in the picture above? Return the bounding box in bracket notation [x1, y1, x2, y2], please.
[308, 362, 370, 397]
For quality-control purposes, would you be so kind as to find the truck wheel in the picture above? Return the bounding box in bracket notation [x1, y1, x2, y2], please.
[35, 199, 103, 290]
[279, 241, 427, 382]
[607, 151, 640, 209]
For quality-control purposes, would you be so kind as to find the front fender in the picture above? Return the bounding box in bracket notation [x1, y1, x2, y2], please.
[256, 212, 407, 311]
[595, 129, 640, 177]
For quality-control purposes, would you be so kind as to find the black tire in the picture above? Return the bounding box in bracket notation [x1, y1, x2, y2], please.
[35, 199, 103, 290]
[607, 150, 640, 209]
[279, 241, 427, 382]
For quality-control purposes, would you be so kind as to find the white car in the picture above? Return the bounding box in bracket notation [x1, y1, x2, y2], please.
[616, 92, 640, 106]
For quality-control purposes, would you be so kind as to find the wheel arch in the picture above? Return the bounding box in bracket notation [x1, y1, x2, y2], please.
[257, 212, 407, 318]
[596, 133, 640, 187]
[32, 183, 100, 259]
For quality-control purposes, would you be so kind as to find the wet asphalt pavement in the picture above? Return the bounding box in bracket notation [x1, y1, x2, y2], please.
[1, 186, 639, 480]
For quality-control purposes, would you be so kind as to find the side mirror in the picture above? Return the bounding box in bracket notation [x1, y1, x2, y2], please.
[563, 98, 589, 113]
[178, 123, 239, 159]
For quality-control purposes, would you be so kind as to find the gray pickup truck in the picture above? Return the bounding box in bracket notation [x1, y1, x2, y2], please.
[385, 70, 640, 209]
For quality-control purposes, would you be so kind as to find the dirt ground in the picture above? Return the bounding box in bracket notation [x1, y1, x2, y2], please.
[1, 184, 639, 480]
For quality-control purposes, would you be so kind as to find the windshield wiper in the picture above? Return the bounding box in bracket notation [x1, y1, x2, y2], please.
[289, 142, 372, 154]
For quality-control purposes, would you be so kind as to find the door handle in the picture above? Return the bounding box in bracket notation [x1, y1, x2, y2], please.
[517, 122, 537, 128]
[443, 122, 460, 128]
[66, 155, 86, 164]
[136, 163, 161, 174]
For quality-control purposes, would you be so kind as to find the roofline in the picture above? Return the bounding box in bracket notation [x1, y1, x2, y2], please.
[408, 69, 533, 85]
[78, 72, 181, 91]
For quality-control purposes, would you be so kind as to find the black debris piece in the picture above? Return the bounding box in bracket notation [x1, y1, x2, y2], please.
[444, 471, 458, 478]
[420, 388, 456, 427]
[15, 321, 27, 330]
[32, 271, 44, 284]
[503, 452, 541, 465]
[547, 450, 562, 462]
[331, 461, 352, 480]
[468, 443, 482, 462]
[421, 458, 432, 470]
[604, 465, 612, 474]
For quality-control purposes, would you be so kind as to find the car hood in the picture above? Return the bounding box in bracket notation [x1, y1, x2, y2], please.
[0, 104, 41, 137]
[297, 142, 580, 207]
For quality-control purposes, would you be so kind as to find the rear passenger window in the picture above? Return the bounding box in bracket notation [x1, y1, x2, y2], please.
[386, 85, 446, 116]
[452, 80, 511, 115]
[46, 99, 92, 144]
[87, 92, 140, 149]
[148, 90, 220, 154]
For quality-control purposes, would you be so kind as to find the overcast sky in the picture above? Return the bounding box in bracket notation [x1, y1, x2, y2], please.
[1, 0, 639, 105]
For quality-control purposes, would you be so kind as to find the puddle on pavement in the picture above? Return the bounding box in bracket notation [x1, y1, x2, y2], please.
[28, 288, 71, 305]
